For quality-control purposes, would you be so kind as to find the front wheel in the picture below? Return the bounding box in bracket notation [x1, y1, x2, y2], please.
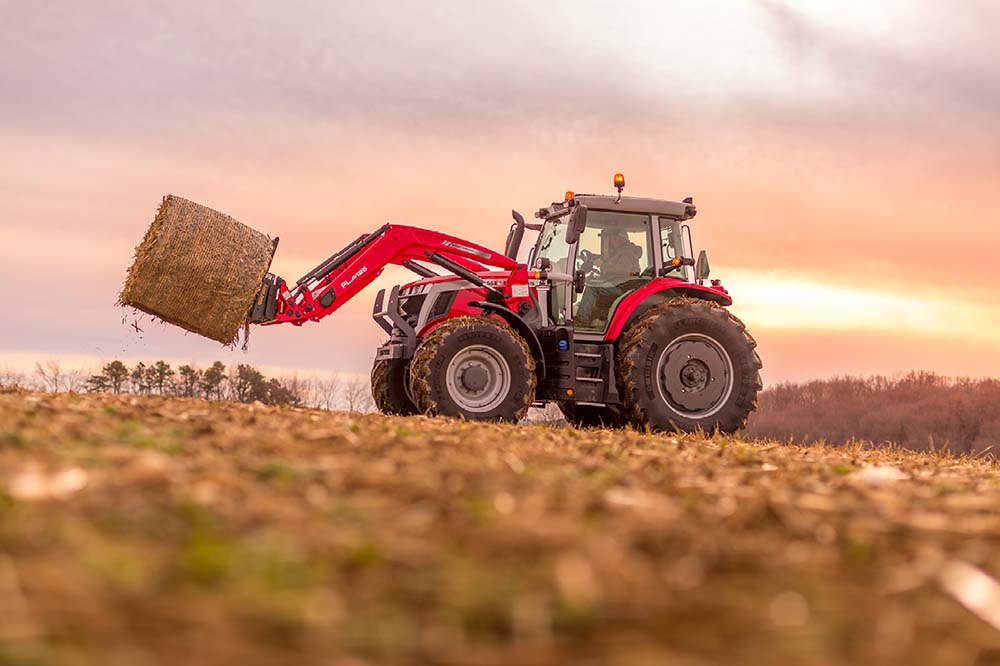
[616, 298, 762, 433]
[371, 358, 419, 416]
[408, 316, 536, 422]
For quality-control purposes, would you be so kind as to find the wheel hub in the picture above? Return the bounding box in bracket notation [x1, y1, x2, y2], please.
[460, 365, 489, 392]
[679, 359, 709, 390]
[658, 334, 733, 415]
[445, 345, 512, 413]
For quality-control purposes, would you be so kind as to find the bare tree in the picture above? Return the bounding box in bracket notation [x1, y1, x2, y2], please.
[279, 374, 311, 407]
[63, 368, 87, 393]
[342, 376, 374, 413]
[34, 360, 65, 393]
[314, 375, 343, 411]
[295, 376, 317, 408]
[0, 366, 26, 389]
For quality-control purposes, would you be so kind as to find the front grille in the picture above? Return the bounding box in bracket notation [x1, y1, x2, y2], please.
[427, 291, 457, 321]
[399, 294, 427, 324]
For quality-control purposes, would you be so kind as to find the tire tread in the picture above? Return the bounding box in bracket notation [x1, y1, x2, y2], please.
[615, 297, 762, 433]
[409, 316, 536, 422]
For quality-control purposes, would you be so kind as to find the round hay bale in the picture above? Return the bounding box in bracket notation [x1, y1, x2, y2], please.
[118, 195, 276, 345]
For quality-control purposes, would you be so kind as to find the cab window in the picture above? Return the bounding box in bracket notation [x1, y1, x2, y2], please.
[572, 212, 653, 331]
[534, 221, 570, 274]
[660, 217, 691, 282]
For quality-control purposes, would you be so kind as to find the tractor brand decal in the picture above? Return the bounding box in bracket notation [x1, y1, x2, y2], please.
[442, 241, 491, 259]
[340, 266, 368, 289]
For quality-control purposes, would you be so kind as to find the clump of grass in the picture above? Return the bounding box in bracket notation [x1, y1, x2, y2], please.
[345, 540, 383, 569]
[0, 430, 27, 448]
[111, 419, 157, 447]
[253, 460, 305, 486]
[179, 532, 233, 587]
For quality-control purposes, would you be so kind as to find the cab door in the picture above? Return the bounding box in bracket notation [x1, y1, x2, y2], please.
[570, 212, 655, 333]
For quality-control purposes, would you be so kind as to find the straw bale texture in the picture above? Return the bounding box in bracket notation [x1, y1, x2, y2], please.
[118, 195, 275, 345]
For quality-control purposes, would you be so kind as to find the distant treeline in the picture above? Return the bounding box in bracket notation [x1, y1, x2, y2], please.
[0, 360, 374, 412]
[745, 372, 1000, 454]
[8, 363, 1000, 451]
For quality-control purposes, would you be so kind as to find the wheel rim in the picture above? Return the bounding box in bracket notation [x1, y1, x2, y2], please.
[445, 345, 512, 413]
[655, 333, 734, 419]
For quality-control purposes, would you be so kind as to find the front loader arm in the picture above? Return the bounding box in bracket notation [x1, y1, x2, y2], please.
[258, 224, 518, 326]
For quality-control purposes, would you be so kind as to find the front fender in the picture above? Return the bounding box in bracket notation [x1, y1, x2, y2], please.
[469, 301, 546, 377]
[603, 278, 732, 341]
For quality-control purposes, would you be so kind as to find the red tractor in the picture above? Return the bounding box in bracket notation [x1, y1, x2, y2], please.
[252, 175, 762, 432]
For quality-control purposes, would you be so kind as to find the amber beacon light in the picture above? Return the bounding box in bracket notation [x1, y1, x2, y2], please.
[613, 173, 625, 202]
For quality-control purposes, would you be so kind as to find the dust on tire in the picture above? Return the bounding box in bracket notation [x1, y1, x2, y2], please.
[616, 297, 762, 433]
[409, 316, 536, 422]
[371, 357, 418, 416]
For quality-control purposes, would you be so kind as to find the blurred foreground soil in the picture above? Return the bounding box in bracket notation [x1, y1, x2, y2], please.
[2, 390, 1000, 665]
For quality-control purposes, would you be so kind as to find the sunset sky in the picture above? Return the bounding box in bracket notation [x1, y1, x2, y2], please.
[2, 1, 999, 384]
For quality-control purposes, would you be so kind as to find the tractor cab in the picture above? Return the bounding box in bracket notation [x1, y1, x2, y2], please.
[530, 186, 699, 335]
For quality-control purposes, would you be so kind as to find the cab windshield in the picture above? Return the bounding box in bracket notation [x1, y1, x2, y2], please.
[533, 219, 571, 274]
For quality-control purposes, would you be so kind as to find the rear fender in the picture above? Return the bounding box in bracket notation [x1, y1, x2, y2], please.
[603, 279, 732, 341]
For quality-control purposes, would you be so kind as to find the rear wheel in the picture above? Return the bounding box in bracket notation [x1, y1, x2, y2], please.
[616, 298, 762, 433]
[409, 316, 536, 422]
[371, 358, 418, 415]
[558, 402, 626, 429]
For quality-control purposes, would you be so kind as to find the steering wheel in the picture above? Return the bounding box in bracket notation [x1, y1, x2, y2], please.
[578, 249, 601, 278]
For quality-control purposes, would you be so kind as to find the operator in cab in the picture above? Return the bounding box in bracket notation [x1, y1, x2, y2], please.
[575, 229, 643, 328]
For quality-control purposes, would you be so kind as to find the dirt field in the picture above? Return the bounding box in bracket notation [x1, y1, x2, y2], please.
[2, 390, 1000, 665]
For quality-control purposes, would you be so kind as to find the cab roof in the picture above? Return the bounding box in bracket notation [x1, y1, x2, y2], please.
[537, 195, 697, 221]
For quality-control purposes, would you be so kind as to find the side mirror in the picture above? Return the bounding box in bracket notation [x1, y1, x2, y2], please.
[504, 210, 526, 259]
[566, 204, 588, 245]
[695, 250, 711, 281]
